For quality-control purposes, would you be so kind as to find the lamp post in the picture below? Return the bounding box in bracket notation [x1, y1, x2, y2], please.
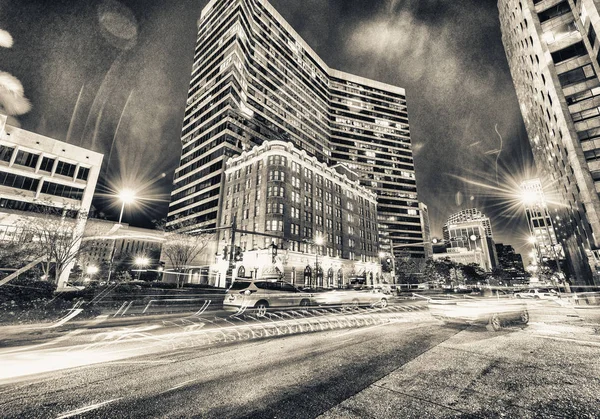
[314, 235, 324, 288]
[107, 189, 136, 284]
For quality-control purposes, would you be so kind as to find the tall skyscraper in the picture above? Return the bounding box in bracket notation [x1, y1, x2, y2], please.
[498, 0, 600, 286]
[168, 0, 424, 258]
[443, 208, 493, 241]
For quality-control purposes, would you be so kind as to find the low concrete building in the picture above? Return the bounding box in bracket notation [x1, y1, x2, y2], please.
[0, 114, 103, 287]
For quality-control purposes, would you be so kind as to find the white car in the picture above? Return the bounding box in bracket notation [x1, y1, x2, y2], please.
[515, 288, 559, 300]
[223, 280, 312, 317]
[312, 288, 389, 308]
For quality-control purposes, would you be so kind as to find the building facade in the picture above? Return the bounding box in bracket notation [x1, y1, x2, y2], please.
[216, 140, 380, 288]
[498, 0, 600, 286]
[495, 243, 526, 274]
[167, 0, 424, 258]
[0, 115, 103, 287]
[520, 178, 565, 264]
[442, 208, 493, 240]
[78, 219, 164, 276]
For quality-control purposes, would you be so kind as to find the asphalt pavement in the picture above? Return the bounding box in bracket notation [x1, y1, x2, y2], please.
[0, 299, 599, 418]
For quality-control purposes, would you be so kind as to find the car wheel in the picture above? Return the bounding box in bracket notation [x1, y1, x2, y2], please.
[534, 295, 540, 300]
[489, 313, 503, 331]
[254, 301, 269, 317]
[516, 295, 522, 299]
[378, 298, 388, 308]
[299, 299, 310, 308]
[520, 309, 529, 324]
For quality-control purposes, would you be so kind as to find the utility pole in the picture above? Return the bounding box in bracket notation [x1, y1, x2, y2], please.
[225, 215, 236, 289]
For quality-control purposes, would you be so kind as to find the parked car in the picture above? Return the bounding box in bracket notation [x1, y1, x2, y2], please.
[223, 280, 312, 317]
[312, 288, 389, 308]
[514, 288, 559, 300]
[428, 296, 529, 331]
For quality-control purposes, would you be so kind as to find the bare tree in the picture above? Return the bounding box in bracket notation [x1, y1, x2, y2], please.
[21, 206, 90, 285]
[155, 216, 214, 288]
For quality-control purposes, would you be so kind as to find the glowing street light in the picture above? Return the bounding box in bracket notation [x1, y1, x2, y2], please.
[134, 256, 150, 280]
[528, 236, 537, 244]
[107, 188, 136, 284]
[118, 189, 136, 224]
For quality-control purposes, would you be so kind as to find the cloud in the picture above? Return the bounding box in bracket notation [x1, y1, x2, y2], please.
[0, 29, 13, 48]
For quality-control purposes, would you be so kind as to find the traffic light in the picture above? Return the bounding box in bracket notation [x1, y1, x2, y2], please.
[381, 256, 392, 273]
[234, 246, 243, 262]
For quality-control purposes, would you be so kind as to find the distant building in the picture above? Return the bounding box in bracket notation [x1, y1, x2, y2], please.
[419, 202, 433, 258]
[78, 219, 164, 275]
[437, 209, 498, 271]
[495, 243, 526, 273]
[0, 114, 103, 287]
[218, 140, 380, 288]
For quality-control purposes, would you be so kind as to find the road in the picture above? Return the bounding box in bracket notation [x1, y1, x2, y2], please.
[1, 300, 599, 418]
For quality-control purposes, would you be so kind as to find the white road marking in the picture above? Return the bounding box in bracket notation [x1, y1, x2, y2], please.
[55, 398, 121, 418]
[167, 379, 196, 391]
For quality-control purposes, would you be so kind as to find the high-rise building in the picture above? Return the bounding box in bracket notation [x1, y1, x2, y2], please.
[442, 208, 493, 240]
[498, 0, 600, 286]
[167, 0, 424, 258]
[439, 208, 498, 271]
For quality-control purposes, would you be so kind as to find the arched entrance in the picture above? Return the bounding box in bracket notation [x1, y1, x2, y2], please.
[304, 266, 312, 288]
[237, 266, 246, 278]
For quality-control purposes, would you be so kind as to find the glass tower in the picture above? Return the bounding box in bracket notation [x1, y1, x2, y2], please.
[168, 0, 424, 257]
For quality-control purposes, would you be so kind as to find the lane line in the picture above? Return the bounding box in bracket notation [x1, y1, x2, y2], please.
[55, 398, 121, 419]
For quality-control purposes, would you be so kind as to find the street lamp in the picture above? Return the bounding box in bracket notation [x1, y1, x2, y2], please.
[469, 234, 478, 266]
[134, 256, 150, 281]
[118, 189, 136, 224]
[86, 265, 99, 281]
[107, 189, 136, 284]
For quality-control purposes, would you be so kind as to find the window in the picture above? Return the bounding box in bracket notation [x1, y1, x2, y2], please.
[551, 41, 586, 64]
[291, 191, 300, 203]
[538, 1, 570, 23]
[55, 161, 76, 177]
[40, 181, 84, 200]
[292, 176, 300, 188]
[266, 220, 283, 231]
[304, 196, 312, 207]
[291, 207, 299, 218]
[304, 167, 312, 179]
[0, 145, 14, 162]
[13, 150, 39, 169]
[292, 161, 300, 173]
[268, 170, 285, 181]
[304, 182, 312, 193]
[267, 155, 286, 166]
[326, 205, 332, 215]
[39, 156, 55, 172]
[304, 211, 313, 223]
[316, 201, 323, 211]
[291, 223, 300, 235]
[325, 192, 331, 202]
[0, 171, 39, 192]
[334, 196, 341, 206]
[316, 215, 323, 226]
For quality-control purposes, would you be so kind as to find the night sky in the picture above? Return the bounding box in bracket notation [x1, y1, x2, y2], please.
[0, 0, 535, 256]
